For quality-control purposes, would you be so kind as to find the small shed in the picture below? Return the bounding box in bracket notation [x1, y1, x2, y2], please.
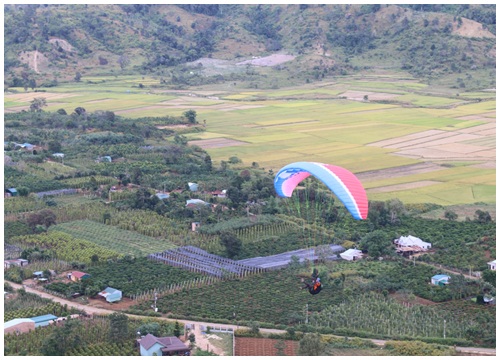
[188, 182, 199, 192]
[4, 259, 28, 269]
[4, 318, 36, 334]
[186, 199, 209, 208]
[394, 235, 431, 250]
[211, 190, 227, 198]
[155, 193, 170, 200]
[6, 188, 18, 197]
[33, 271, 44, 278]
[69, 271, 91, 282]
[487, 260, 496, 271]
[18, 143, 34, 150]
[30, 314, 58, 328]
[431, 274, 450, 286]
[98, 287, 122, 303]
[339, 249, 363, 261]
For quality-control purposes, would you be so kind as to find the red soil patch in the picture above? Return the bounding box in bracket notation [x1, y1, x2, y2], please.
[234, 337, 299, 356]
[390, 293, 437, 307]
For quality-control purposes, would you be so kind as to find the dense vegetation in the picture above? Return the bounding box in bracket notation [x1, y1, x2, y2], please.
[131, 260, 494, 345]
[4, 28, 496, 355]
[4, 4, 496, 90]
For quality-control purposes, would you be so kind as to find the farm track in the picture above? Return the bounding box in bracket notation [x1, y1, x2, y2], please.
[6, 281, 495, 356]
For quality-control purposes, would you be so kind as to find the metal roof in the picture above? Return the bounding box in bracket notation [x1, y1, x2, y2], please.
[4, 318, 35, 328]
[30, 314, 58, 322]
[432, 274, 450, 280]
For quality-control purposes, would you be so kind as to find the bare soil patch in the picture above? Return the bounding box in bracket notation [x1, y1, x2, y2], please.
[18, 50, 50, 73]
[390, 293, 437, 307]
[236, 54, 296, 67]
[156, 124, 191, 130]
[5, 92, 77, 102]
[86, 296, 136, 311]
[5, 106, 30, 113]
[188, 138, 248, 149]
[48, 38, 74, 52]
[234, 337, 299, 356]
[452, 17, 495, 38]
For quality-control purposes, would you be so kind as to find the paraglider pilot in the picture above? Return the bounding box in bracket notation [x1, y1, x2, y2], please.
[302, 268, 322, 295]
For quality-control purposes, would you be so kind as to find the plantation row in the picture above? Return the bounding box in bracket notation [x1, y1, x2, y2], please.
[4, 313, 178, 356]
[133, 268, 346, 325]
[4, 301, 79, 322]
[66, 343, 137, 356]
[4, 196, 46, 214]
[311, 292, 469, 339]
[130, 259, 490, 344]
[4, 290, 52, 313]
[60, 175, 117, 188]
[50, 220, 176, 256]
[85, 257, 203, 296]
[10, 231, 122, 264]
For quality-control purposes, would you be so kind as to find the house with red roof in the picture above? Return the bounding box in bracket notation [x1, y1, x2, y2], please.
[68, 271, 90, 282]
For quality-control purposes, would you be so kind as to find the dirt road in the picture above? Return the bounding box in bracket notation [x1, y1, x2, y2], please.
[6, 281, 495, 356]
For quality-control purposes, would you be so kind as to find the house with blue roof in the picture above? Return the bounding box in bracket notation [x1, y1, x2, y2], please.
[5, 188, 18, 197]
[30, 314, 58, 327]
[431, 274, 450, 286]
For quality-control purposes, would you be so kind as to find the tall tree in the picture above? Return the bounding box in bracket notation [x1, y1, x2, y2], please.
[298, 332, 325, 356]
[41, 320, 83, 356]
[117, 55, 130, 70]
[359, 230, 391, 258]
[183, 109, 197, 124]
[108, 312, 129, 342]
[220, 232, 242, 259]
[29, 97, 47, 112]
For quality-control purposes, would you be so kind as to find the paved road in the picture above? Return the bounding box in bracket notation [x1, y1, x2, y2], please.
[6, 281, 495, 356]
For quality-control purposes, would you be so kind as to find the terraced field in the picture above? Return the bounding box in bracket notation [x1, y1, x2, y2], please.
[4, 76, 495, 205]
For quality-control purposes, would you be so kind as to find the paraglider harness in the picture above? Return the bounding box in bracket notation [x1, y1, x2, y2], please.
[303, 269, 322, 295]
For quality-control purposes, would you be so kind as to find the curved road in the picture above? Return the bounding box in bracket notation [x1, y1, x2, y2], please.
[6, 282, 495, 356]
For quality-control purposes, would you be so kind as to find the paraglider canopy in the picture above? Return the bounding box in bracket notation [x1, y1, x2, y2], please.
[274, 161, 368, 220]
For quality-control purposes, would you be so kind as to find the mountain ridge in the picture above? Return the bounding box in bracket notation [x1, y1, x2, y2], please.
[4, 4, 496, 91]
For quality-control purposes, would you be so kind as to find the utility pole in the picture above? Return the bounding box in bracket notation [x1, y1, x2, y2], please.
[305, 303, 309, 324]
[443, 319, 446, 338]
[151, 292, 158, 312]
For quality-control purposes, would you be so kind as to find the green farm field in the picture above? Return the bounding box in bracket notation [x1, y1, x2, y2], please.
[4, 76, 495, 205]
[49, 220, 176, 256]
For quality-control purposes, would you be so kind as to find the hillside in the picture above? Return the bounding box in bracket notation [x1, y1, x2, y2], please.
[4, 4, 496, 91]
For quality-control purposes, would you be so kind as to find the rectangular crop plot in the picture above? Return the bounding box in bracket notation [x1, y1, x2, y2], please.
[50, 220, 176, 256]
[188, 138, 248, 149]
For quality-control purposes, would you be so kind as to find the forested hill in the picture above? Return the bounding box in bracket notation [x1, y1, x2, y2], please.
[4, 4, 496, 90]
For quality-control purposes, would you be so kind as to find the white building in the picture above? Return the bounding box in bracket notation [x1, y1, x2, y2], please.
[394, 235, 431, 250]
[487, 260, 496, 271]
[339, 249, 363, 261]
